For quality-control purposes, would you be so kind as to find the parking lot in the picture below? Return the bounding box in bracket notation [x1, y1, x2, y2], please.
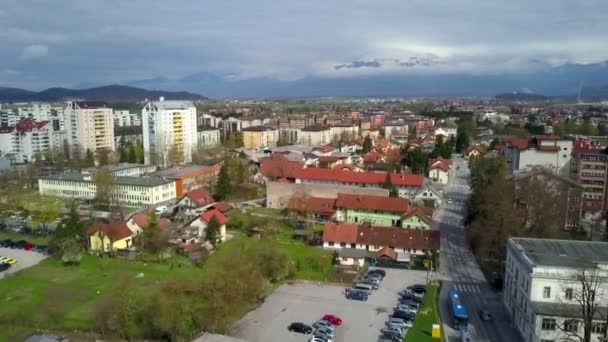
[0, 247, 48, 278]
[231, 268, 428, 342]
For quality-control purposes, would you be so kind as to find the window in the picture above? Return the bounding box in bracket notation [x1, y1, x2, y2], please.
[564, 320, 579, 333]
[592, 322, 607, 334]
[565, 288, 573, 300]
[541, 318, 556, 330]
[543, 286, 551, 298]
[328, 242, 334, 247]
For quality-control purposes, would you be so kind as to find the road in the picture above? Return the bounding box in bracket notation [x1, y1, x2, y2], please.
[437, 155, 521, 342]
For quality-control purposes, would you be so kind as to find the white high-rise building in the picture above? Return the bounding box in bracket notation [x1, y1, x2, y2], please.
[113, 110, 142, 127]
[65, 102, 115, 157]
[142, 98, 197, 167]
[0, 118, 52, 163]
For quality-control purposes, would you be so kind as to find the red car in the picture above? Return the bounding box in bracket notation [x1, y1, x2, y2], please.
[24, 243, 34, 251]
[322, 314, 342, 326]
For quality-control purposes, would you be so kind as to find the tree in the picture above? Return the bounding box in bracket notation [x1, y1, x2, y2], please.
[140, 212, 168, 253]
[50, 202, 86, 259]
[402, 147, 428, 174]
[206, 215, 222, 247]
[96, 147, 112, 166]
[85, 149, 95, 166]
[383, 173, 398, 197]
[362, 135, 372, 153]
[94, 169, 116, 210]
[455, 127, 470, 153]
[213, 162, 232, 200]
[127, 144, 137, 163]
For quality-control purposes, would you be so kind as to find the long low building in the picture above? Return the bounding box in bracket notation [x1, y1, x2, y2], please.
[38, 172, 176, 207]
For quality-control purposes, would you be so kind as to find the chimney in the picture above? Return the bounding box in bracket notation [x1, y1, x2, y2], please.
[159, 96, 165, 102]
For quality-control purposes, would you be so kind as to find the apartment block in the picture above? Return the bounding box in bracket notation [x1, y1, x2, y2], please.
[65, 102, 115, 157]
[242, 126, 278, 150]
[0, 118, 52, 163]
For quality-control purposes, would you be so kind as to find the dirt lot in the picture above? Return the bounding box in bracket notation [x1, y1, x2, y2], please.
[0, 247, 47, 279]
[231, 268, 428, 342]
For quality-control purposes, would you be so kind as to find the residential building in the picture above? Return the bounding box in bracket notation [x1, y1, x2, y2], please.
[176, 188, 216, 210]
[152, 162, 222, 197]
[126, 210, 172, 235]
[38, 172, 176, 207]
[428, 158, 454, 185]
[466, 144, 487, 159]
[259, 153, 305, 181]
[279, 128, 301, 145]
[335, 193, 410, 226]
[114, 125, 143, 146]
[504, 238, 608, 342]
[322, 222, 440, 258]
[16, 102, 66, 131]
[84, 163, 157, 177]
[242, 126, 278, 150]
[300, 125, 332, 146]
[287, 196, 337, 221]
[197, 126, 220, 147]
[329, 124, 358, 142]
[0, 157, 11, 174]
[506, 136, 573, 175]
[218, 116, 242, 133]
[87, 220, 135, 251]
[197, 113, 220, 128]
[432, 126, 457, 138]
[571, 139, 608, 214]
[413, 185, 443, 208]
[187, 209, 228, 243]
[65, 102, 115, 157]
[384, 121, 409, 141]
[142, 99, 198, 166]
[0, 118, 52, 163]
[295, 168, 424, 198]
[113, 110, 141, 127]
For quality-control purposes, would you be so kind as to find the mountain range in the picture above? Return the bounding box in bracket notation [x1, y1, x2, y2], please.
[2, 61, 608, 100]
[0, 85, 206, 102]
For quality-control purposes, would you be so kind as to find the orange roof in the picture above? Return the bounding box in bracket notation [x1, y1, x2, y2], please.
[130, 211, 172, 230]
[183, 188, 215, 207]
[88, 220, 133, 241]
[296, 167, 423, 187]
[402, 207, 432, 222]
[260, 153, 304, 179]
[288, 196, 337, 215]
[505, 137, 531, 150]
[356, 225, 440, 251]
[322, 222, 358, 244]
[211, 202, 233, 213]
[376, 247, 398, 260]
[201, 209, 229, 225]
[336, 193, 409, 213]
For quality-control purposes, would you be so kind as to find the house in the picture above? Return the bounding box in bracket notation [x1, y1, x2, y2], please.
[176, 188, 215, 210]
[428, 158, 453, 185]
[322, 222, 440, 258]
[259, 153, 304, 181]
[334, 193, 410, 227]
[504, 238, 608, 342]
[432, 126, 457, 138]
[505, 136, 573, 175]
[337, 248, 374, 267]
[126, 211, 172, 235]
[188, 209, 228, 243]
[466, 144, 487, 159]
[413, 185, 443, 208]
[288, 196, 337, 221]
[401, 207, 433, 230]
[88, 220, 134, 252]
[208, 201, 234, 214]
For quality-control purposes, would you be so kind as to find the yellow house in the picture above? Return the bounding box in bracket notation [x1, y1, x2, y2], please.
[242, 126, 279, 150]
[87, 220, 135, 252]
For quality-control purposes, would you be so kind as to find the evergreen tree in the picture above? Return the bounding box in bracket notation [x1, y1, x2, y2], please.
[50, 202, 86, 257]
[362, 135, 372, 153]
[383, 173, 399, 197]
[85, 149, 95, 166]
[455, 128, 470, 153]
[214, 162, 232, 200]
[128, 144, 137, 163]
[141, 211, 167, 254]
[206, 215, 222, 246]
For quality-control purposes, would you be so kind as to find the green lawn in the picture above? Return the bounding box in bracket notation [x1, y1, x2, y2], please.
[405, 281, 442, 342]
[0, 231, 51, 245]
[0, 255, 201, 341]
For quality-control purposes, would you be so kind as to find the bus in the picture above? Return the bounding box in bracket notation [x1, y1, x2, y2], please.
[449, 289, 469, 330]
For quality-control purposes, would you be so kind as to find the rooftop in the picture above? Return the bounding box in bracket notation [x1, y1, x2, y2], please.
[41, 173, 174, 187]
[147, 100, 194, 110]
[153, 164, 221, 178]
[242, 125, 276, 132]
[510, 238, 608, 268]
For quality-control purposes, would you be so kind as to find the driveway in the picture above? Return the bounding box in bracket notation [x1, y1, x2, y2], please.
[0, 247, 47, 279]
[230, 268, 428, 342]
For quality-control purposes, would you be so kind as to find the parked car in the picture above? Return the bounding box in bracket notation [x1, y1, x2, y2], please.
[24, 243, 35, 251]
[288, 322, 313, 334]
[399, 298, 421, 308]
[312, 320, 335, 332]
[322, 314, 342, 326]
[311, 332, 333, 342]
[346, 289, 368, 301]
[0, 239, 12, 247]
[381, 329, 403, 340]
[478, 309, 492, 322]
[0, 263, 11, 272]
[361, 280, 379, 290]
[378, 336, 401, 342]
[401, 293, 423, 302]
[387, 317, 413, 329]
[367, 272, 383, 281]
[0, 257, 16, 265]
[13, 240, 28, 249]
[407, 284, 427, 294]
[381, 327, 405, 338]
[392, 310, 416, 321]
[368, 268, 386, 277]
[155, 206, 168, 215]
[399, 288, 421, 297]
[309, 337, 330, 342]
[395, 304, 418, 314]
[314, 326, 335, 338]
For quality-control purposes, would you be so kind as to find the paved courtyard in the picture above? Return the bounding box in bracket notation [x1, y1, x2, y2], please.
[231, 268, 428, 342]
[0, 247, 48, 279]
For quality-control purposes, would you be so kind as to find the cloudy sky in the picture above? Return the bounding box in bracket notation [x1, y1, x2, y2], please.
[1, 0, 607, 89]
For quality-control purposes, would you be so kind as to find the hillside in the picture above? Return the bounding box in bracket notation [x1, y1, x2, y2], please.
[0, 85, 207, 102]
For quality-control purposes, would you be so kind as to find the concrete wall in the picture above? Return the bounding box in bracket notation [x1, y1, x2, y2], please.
[266, 181, 388, 209]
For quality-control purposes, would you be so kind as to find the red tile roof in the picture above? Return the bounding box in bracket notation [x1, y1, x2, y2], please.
[260, 153, 305, 179]
[335, 193, 409, 213]
[318, 156, 341, 163]
[201, 209, 229, 225]
[130, 211, 172, 230]
[211, 202, 233, 213]
[376, 247, 398, 260]
[494, 144, 506, 151]
[322, 222, 358, 244]
[505, 137, 530, 150]
[88, 220, 133, 241]
[15, 118, 49, 133]
[428, 158, 453, 172]
[362, 151, 383, 163]
[183, 188, 215, 207]
[402, 207, 432, 223]
[295, 167, 423, 187]
[536, 135, 562, 141]
[288, 196, 337, 215]
[356, 225, 440, 251]
[538, 145, 561, 152]
[466, 145, 487, 155]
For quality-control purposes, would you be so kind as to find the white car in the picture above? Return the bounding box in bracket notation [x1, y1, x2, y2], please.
[399, 288, 423, 298]
[155, 206, 168, 215]
[381, 326, 405, 338]
[389, 319, 413, 329]
[395, 304, 418, 314]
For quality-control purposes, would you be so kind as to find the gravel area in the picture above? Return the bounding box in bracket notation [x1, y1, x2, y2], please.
[0, 247, 48, 279]
[231, 268, 429, 342]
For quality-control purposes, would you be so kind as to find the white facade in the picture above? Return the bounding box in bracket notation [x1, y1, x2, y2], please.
[385, 125, 408, 141]
[299, 127, 332, 146]
[0, 119, 52, 163]
[65, 102, 115, 157]
[279, 128, 301, 145]
[329, 125, 359, 142]
[428, 167, 450, 185]
[504, 238, 608, 342]
[433, 126, 457, 138]
[197, 128, 220, 147]
[188, 216, 227, 242]
[38, 173, 176, 207]
[511, 139, 573, 175]
[113, 110, 141, 127]
[142, 99, 198, 167]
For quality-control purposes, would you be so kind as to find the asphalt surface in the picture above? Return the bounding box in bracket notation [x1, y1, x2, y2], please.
[0, 247, 47, 279]
[231, 269, 428, 342]
[437, 155, 522, 342]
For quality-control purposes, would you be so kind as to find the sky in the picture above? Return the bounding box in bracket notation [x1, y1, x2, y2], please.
[1, 0, 608, 89]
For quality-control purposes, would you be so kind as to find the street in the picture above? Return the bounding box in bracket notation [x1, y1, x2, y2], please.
[438, 155, 521, 342]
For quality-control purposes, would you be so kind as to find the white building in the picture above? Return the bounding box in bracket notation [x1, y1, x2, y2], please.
[505, 238, 608, 342]
[113, 110, 141, 127]
[142, 98, 198, 166]
[432, 126, 457, 138]
[197, 126, 220, 147]
[0, 118, 52, 163]
[279, 128, 301, 145]
[38, 172, 176, 207]
[65, 102, 115, 157]
[329, 124, 359, 142]
[385, 123, 409, 141]
[508, 136, 573, 175]
[299, 125, 332, 146]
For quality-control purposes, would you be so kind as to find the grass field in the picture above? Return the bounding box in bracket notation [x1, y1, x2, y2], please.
[0, 231, 51, 245]
[405, 281, 442, 342]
